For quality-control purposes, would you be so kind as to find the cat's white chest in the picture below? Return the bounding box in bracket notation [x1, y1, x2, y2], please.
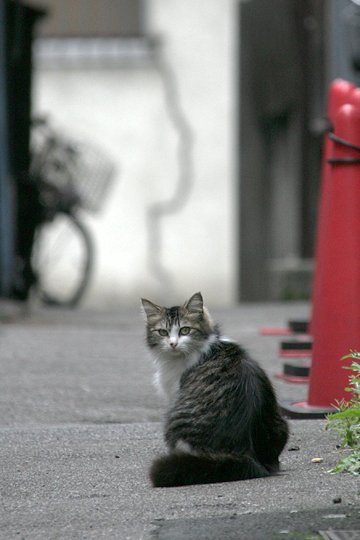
[153, 352, 196, 403]
[150, 335, 218, 404]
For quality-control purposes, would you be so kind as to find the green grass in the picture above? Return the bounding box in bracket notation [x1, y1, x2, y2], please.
[325, 351, 360, 477]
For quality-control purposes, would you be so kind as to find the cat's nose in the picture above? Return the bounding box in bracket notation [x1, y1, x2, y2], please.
[170, 341, 178, 349]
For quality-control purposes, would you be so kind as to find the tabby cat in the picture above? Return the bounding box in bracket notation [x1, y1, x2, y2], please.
[141, 292, 288, 487]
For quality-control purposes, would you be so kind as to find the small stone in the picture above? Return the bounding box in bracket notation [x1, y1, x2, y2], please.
[311, 457, 323, 463]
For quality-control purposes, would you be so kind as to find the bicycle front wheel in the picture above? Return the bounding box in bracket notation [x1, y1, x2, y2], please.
[32, 212, 93, 307]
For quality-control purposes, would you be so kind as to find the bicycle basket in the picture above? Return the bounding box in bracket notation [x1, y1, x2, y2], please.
[64, 138, 116, 213]
[31, 121, 116, 213]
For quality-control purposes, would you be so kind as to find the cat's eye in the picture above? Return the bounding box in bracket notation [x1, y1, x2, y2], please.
[158, 329, 168, 336]
[179, 326, 191, 336]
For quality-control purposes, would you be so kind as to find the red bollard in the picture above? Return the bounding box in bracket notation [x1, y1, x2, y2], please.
[282, 103, 360, 417]
[308, 103, 360, 407]
[310, 79, 356, 338]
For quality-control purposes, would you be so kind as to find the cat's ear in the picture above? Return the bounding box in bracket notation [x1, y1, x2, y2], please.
[184, 292, 203, 314]
[141, 298, 163, 320]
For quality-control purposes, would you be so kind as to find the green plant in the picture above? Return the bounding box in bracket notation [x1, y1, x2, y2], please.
[326, 351, 360, 476]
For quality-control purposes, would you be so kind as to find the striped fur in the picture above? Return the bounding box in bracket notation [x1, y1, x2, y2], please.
[141, 292, 289, 487]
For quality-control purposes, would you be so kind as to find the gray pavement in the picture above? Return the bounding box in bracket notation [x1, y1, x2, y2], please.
[0, 301, 359, 539]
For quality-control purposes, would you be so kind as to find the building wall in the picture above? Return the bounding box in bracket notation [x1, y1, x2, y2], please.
[32, 0, 237, 308]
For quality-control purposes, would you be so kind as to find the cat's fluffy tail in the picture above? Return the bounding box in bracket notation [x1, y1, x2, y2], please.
[149, 452, 272, 487]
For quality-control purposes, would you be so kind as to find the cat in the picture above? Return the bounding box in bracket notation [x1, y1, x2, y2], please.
[141, 292, 289, 487]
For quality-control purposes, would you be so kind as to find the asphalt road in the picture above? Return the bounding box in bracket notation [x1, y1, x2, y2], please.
[0, 302, 359, 539]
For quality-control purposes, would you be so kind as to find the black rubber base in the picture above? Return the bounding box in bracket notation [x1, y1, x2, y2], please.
[281, 400, 335, 419]
[288, 319, 310, 334]
[283, 360, 310, 378]
[280, 340, 313, 351]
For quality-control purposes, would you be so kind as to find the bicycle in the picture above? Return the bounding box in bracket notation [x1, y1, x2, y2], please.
[29, 117, 114, 307]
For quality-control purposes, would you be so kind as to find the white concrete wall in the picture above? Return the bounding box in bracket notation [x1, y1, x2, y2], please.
[33, 0, 238, 308]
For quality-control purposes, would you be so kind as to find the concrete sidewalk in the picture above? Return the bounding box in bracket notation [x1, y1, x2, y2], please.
[0, 302, 359, 539]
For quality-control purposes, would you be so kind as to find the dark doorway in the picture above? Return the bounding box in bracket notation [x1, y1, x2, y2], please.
[238, 0, 326, 300]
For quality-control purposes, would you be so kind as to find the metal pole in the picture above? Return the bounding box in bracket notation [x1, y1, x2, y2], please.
[0, 0, 15, 296]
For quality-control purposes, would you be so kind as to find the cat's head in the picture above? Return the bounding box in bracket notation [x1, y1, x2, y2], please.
[141, 292, 217, 356]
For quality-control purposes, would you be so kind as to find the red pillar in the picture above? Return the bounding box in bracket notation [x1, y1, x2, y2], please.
[308, 103, 360, 407]
[310, 80, 356, 336]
